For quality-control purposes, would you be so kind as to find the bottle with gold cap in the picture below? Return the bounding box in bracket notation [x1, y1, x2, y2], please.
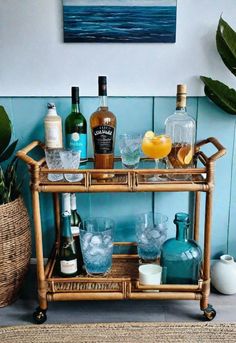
[165, 84, 196, 177]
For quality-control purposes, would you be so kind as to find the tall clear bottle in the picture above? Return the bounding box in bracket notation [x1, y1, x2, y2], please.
[165, 85, 195, 172]
[65, 87, 87, 164]
[58, 211, 78, 277]
[160, 213, 202, 284]
[44, 103, 63, 149]
[90, 76, 116, 170]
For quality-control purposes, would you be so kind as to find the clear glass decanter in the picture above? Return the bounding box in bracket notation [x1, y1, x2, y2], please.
[160, 213, 202, 284]
[165, 84, 196, 178]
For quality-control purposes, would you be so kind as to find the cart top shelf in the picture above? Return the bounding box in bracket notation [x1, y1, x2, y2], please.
[17, 137, 226, 193]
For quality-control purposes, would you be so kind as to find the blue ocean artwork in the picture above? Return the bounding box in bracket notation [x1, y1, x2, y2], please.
[63, 0, 176, 43]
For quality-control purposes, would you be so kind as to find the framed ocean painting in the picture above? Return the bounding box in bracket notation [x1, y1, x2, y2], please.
[63, 0, 177, 43]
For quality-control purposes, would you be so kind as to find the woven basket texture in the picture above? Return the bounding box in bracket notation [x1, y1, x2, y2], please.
[0, 323, 236, 343]
[0, 197, 31, 307]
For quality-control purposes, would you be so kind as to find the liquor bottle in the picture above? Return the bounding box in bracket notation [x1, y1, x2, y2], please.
[58, 211, 78, 277]
[70, 193, 84, 273]
[90, 76, 116, 170]
[165, 85, 196, 172]
[160, 213, 202, 284]
[62, 193, 84, 273]
[44, 103, 63, 149]
[65, 86, 87, 163]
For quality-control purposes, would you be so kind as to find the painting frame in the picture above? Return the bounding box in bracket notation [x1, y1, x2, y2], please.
[63, 0, 176, 43]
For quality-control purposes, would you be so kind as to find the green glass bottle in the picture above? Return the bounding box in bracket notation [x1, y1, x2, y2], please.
[58, 211, 78, 277]
[160, 213, 202, 284]
[65, 86, 87, 163]
[70, 193, 84, 273]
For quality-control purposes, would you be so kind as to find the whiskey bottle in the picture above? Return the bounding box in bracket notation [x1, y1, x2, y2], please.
[90, 76, 116, 170]
[58, 211, 78, 277]
[44, 103, 63, 149]
[165, 85, 195, 172]
[65, 86, 87, 163]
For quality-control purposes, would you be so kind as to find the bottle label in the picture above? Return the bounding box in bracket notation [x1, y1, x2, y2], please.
[45, 122, 62, 148]
[60, 259, 77, 275]
[71, 225, 80, 235]
[66, 133, 87, 160]
[92, 125, 114, 154]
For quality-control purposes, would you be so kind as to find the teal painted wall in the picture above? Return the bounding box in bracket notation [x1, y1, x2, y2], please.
[1, 96, 235, 259]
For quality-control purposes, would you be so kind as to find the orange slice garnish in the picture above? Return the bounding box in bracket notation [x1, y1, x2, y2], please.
[177, 145, 193, 165]
[144, 131, 155, 139]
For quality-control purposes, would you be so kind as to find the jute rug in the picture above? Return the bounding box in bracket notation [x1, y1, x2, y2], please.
[0, 322, 236, 343]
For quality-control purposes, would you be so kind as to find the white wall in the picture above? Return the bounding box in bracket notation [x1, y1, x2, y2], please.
[0, 0, 236, 96]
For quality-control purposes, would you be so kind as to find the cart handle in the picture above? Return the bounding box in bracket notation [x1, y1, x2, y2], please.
[17, 140, 45, 167]
[195, 137, 226, 162]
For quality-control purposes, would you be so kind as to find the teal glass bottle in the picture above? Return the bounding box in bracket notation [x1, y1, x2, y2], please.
[160, 213, 202, 284]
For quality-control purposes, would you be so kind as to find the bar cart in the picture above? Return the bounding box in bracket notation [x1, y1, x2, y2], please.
[17, 137, 226, 324]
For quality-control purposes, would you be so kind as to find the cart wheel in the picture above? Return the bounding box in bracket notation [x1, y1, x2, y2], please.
[203, 304, 216, 321]
[33, 307, 47, 324]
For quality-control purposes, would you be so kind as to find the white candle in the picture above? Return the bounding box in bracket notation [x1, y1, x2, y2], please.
[139, 264, 162, 286]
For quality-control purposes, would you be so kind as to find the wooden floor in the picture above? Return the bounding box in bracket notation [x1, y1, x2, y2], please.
[0, 265, 236, 326]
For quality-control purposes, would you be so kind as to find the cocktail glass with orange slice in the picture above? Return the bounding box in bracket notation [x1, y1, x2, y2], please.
[141, 131, 172, 181]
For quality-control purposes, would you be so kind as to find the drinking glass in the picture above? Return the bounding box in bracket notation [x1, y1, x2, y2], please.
[59, 150, 83, 182]
[141, 133, 172, 181]
[80, 217, 114, 276]
[135, 212, 168, 263]
[118, 133, 142, 169]
[45, 148, 64, 182]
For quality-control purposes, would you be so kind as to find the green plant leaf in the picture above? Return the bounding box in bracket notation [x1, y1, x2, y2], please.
[216, 17, 236, 76]
[0, 106, 12, 156]
[0, 139, 18, 163]
[200, 76, 236, 114]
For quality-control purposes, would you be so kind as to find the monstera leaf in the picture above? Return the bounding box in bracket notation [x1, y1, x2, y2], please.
[200, 76, 236, 114]
[200, 17, 236, 115]
[0, 106, 12, 156]
[216, 17, 236, 77]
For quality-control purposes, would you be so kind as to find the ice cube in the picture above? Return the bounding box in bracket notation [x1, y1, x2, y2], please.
[90, 235, 102, 246]
[103, 234, 112, 246]
[150, 230, 161, 239]
[140, 233, 148, 244]
[82, 232, 93, 250]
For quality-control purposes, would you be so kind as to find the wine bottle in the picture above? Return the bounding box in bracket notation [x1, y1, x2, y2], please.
[65, 86, 87, 164]
[44, 103, 63, 149]
[90, 76, 116, 170]
[58, 211, 78, 277]
[70, 193, 84, 273]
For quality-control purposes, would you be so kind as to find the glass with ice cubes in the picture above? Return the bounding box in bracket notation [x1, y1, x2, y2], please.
[135, 212, 168, 262]
[80, 217, 114, 276]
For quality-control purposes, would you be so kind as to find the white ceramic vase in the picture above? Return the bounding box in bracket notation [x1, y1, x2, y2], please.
[211, 254, 236, 295]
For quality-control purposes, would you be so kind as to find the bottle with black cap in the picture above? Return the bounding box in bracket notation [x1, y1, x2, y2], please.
[65, 86, 87, 163]
[90, 76, 116, 171]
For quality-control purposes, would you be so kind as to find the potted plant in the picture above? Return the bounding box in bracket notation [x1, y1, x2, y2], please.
[0, 105, 31, 307]
[200, 17, 236, 114]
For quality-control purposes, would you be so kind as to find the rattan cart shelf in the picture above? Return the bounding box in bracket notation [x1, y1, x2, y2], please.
[17, 137, 226, 323]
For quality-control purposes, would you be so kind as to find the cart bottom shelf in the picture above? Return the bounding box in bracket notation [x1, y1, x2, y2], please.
[46, 254, 203, 301]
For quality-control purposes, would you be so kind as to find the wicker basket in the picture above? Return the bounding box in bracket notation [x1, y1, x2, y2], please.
[0, 197, 31, 307]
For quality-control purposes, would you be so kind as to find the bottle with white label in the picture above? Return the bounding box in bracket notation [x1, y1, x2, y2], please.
[62, 193, 84, 273]
[58, 211, 78, 277]
[65, 87, 87, 164]
[44, 103, 63, 149]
